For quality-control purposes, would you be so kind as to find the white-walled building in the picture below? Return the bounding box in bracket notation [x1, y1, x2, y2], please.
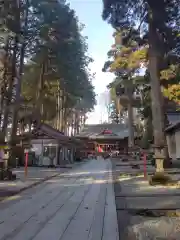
[26, 123, 81, 166]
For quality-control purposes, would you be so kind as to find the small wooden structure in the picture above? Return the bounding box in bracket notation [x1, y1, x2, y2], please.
[17, 123, 83, 166]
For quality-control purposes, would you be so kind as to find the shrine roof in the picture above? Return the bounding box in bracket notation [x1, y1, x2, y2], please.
[19, 123, 83, 146]
[76, 123, 129, 140]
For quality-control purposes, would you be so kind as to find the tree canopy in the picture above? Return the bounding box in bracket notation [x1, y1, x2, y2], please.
[102, 0, 180, 104]
[0, 0, 96, 139]
[102, 5, 180, 152]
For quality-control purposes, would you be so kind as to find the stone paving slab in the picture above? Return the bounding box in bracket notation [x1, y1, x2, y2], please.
[124, 196, 180, 210]
[0, 159, 119, 240]
[102, 169, 119, 240]
[0, 162, 86, 201]
[117, 176, 180, 196]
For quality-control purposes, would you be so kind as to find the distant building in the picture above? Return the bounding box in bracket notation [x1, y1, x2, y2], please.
[165, 111, 180, 160]
[76, 123, 130, 155]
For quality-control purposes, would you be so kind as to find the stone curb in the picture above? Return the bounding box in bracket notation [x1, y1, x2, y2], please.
[1, 160, 86, 202]
[118, 171, 180, 177]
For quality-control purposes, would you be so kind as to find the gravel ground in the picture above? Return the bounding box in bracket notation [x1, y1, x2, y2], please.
[111, 159, 180, 240]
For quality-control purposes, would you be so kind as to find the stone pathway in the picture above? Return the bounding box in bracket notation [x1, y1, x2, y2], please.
[0, 162, 85, 201]
[0, 159, 119, 240]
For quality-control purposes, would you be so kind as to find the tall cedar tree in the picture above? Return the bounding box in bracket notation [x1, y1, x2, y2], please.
[0, 0, 96, 143]
[102, 0, 180, 171]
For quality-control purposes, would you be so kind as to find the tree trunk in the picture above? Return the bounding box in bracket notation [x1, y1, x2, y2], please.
[61, 94, 66, 133]
[0, 38, 10, 135]
[127, 98, 134, 148]
[59, 90, 64, 132]
[126, 83, 134, 148]
[74, 111, 77, 135]
[82, 114, 86, 125]
[56, 85, 60, 130]
[63, 107, 68, 135]
[36, 61, 45, 124]
[2, 35, 19, 142]
[11, 0, 29, 143]
[148, 19, 166, 173]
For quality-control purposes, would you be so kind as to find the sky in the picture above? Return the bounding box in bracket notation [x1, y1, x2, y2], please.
[68, 0, 114, 124]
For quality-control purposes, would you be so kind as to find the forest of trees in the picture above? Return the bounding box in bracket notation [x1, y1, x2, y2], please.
[0, 0, 96, 146]
[102, 0, 180, 173]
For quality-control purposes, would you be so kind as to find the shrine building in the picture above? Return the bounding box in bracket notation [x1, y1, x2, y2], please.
[76, 123, 129, 156]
